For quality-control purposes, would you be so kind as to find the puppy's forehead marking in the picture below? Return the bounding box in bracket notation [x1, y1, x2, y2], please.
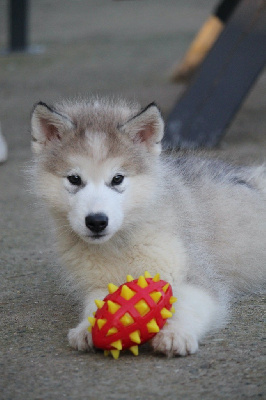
[85, 130, 108, 162]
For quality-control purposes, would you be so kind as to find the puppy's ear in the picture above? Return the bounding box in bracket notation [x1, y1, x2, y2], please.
[118, 102, 164, 155]
[31, 102, 75, 154]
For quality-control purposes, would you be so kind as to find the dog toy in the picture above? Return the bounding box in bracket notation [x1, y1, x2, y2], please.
[88, 271, 177, 359]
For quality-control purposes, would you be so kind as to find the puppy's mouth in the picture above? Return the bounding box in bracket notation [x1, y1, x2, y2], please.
[90, 233, 106, 240]
[85, 232, 110, 244]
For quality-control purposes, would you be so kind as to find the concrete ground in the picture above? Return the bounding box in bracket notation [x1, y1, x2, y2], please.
[0, 1, 265, 399]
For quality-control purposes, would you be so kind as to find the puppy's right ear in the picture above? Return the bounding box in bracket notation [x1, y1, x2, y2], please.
[31, 102, 74, 154]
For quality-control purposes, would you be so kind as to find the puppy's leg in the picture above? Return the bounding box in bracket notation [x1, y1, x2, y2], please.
[152, 283, 226, 356]
[68, 288, 106, 351]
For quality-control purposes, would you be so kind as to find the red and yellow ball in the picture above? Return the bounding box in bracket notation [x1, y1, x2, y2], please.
[88, 272, 177, 359]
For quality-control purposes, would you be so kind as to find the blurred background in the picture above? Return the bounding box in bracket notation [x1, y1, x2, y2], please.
[0, 0, 194, 153]
[0, 0, 265, 163]
[0, 0, 265, 162]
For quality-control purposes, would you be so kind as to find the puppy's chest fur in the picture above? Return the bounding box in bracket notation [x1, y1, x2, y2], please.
[56, 225, 187, 292]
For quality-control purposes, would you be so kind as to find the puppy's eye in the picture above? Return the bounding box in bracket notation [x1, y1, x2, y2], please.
[111, 174, 124, 186]
[67, 175, 82, 186]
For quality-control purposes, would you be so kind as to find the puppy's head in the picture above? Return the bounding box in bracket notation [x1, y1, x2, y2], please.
[31, 98, 164, 244]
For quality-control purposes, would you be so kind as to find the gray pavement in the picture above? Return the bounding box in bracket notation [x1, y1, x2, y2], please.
[0, 1, 265, 399]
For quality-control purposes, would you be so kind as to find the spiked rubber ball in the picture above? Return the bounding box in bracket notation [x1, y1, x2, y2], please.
[88, 272, 177, 359]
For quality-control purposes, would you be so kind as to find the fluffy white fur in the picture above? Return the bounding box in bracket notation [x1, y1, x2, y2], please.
[31, 97, 266, 356]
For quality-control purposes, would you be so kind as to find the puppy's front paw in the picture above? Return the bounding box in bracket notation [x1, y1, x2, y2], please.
[151, 323, 198, 357]
[68, 319, 93, 351]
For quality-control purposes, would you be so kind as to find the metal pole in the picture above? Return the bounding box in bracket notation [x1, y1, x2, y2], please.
[8, 0, 29, 52]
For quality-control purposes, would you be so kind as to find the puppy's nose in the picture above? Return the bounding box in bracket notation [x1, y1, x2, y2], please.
[85, 213, 109, 233]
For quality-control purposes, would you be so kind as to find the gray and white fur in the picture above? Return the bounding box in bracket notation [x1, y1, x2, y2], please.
[30, 97, 266, 356]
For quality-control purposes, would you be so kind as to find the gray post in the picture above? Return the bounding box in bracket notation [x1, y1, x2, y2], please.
[8, 0, 29, 52]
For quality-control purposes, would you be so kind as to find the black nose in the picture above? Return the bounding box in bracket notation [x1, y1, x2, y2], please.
[85, 213, 109, 233]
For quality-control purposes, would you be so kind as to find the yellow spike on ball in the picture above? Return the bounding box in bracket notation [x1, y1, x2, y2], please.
[134, 299, 150, 316]
[95, 299, 105, 309]
[120, 312, 134, 327]
[120, 285, 136, 300]
[110, 349, 120, 359]
[97, 318, 107, 330]
[153, 273, 160, 282]
[170, 296, 177, 304]
[150, 291, 162, 303]
[162, 283, 170, 293]
[161, 307, 172, 319]
[129, 330, 141, 344]
[129, 346, 139, 356]
[126, 275, 134, 282]
[88, 317, 96, 327]
[107, 300, 121, 314]
[108, 283, 118, 294]
[111, 339, 123, 350]
[106, 327, 118, 336]
[137, 275, 148, 288]
[146, 318, 160, 333]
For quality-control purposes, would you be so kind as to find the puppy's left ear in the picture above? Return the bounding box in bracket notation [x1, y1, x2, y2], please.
[31, 101, 75, 155]
[118, 102, 164, 155]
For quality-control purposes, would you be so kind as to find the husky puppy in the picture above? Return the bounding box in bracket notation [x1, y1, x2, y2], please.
[31, 98, 266, 356]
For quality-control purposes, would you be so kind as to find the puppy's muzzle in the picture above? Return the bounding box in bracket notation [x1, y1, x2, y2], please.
[85, 213, 109, 233]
